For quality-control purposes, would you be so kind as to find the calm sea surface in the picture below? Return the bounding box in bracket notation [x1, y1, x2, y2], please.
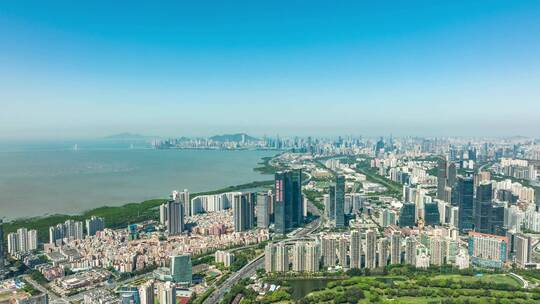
[0, 140, 275, 219]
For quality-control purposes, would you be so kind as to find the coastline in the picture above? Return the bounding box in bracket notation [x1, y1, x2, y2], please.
[3, 179, 274, 243]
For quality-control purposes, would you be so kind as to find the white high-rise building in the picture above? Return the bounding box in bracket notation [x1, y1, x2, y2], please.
[349, 230, 362, 269]
[390, 231, 401, 265]
[455, 249, 470, 270]
[27, 229, 38, 251]
[7, 233, 18, 255]
[172, 189, 190, 217]
[514, 234, 531, 268]
[321, 235, 337, 268]
[275, 243, 289, 272]
[365, 229, 377, 269]
[265, 243, 276, 273]
[378, 238, 388, 268]
[158, 281, 176, 304]
[405, 237, 416, 266]
[160, 204, 168, 226]
[305, 242, 320, 272]
[429, 237, 447, 266]
[292, 242, 307, 272]
[338, 237, 348, 268]
[17, 228, 28, 253]
[139, 280, 154, 304]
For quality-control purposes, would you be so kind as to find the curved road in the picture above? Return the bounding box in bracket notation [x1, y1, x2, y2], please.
[203, 203, 321, 304]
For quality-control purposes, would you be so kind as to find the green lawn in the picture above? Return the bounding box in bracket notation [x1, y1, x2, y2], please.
[294, 272, 539, 304]
[432, 274, 522, 288]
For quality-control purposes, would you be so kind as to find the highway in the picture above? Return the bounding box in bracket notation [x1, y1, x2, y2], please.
[203, 203, 321, 304]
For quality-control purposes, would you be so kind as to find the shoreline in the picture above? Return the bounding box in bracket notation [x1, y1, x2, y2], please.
[3, 152, 281, 242]
[3, 179, 275, 243]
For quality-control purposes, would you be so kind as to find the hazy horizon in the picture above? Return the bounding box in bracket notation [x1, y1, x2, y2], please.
[1, 1, 539, 139]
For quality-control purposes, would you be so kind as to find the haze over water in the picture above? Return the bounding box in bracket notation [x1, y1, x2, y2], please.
[0, 140, 274, 220]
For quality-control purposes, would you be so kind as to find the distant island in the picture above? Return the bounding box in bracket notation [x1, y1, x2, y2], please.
[104, 132, 157, 140]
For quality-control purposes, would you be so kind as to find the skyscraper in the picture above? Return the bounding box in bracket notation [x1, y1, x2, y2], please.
[256, 192, 271, 228]
[335, 175, 346, 227]
[292, 242, 306, 272]
[305, 242, 320, 272]
[437, 157, 447, 201]
[475, 182, 493, 234]
[328, 185, 336, 220]
[424, 202, 440, 226]
[139, 280, 154, 304]
[457, 176, 474, 232]
[366, 229, 377, 269]
[233, 193, 255, 232]
[165, 199, 184, 235]
[430, 237, 447, 266]
[17, 228, 28, 253]
[447, 162, 457, 187]
[158, 281, 176, 304]
[264, 243, 276, 273]
[349, 230, 362, 269]
[390, 231, 401, 265]
[321, 235, 337, 268]
[378, 238, 388, 268]
[399, 203, 416, 227]
[86, 216, 105, 236]
[159, 204, 167, 226]
[534, 183, 540, 212]
[275, 243, 289, 272]
[405, 237, 416, 266]
[338, 237, 348, 268]
[514, 234, 531, 268]
[274, 170, 303, 234]
[490, 204, 505, 236]
[170, 254, 192, 286]
[64, 220, 84, 240]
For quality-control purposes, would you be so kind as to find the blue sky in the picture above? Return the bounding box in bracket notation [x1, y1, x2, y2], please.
[1, 1, 539, 139]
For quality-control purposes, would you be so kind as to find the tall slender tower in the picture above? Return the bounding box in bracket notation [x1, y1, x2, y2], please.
[335, 175, 346, 227]
[475, 182, 493, 234]
[390, 231, 401, 265]
[457, 176, 474, 232]
[378, 238, 389, 268]
[405, 237, 417, 266]
[437, 157, 448, 201]
[233, 193, 255, 232]
[274, 170, 303, 234]
[166, 199, 184, 235]
[139, 280, 154, 304]
[366, 229, 377, 269]
[349, 230, 362, 269]
[338, 237, 348, 268]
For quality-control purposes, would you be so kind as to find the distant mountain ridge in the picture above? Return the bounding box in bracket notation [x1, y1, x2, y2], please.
[209, 133, 259, 142]
[104, 133, 155, 140]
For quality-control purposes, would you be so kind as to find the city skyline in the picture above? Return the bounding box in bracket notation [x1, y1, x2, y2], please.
[1, 1, 540, 139]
